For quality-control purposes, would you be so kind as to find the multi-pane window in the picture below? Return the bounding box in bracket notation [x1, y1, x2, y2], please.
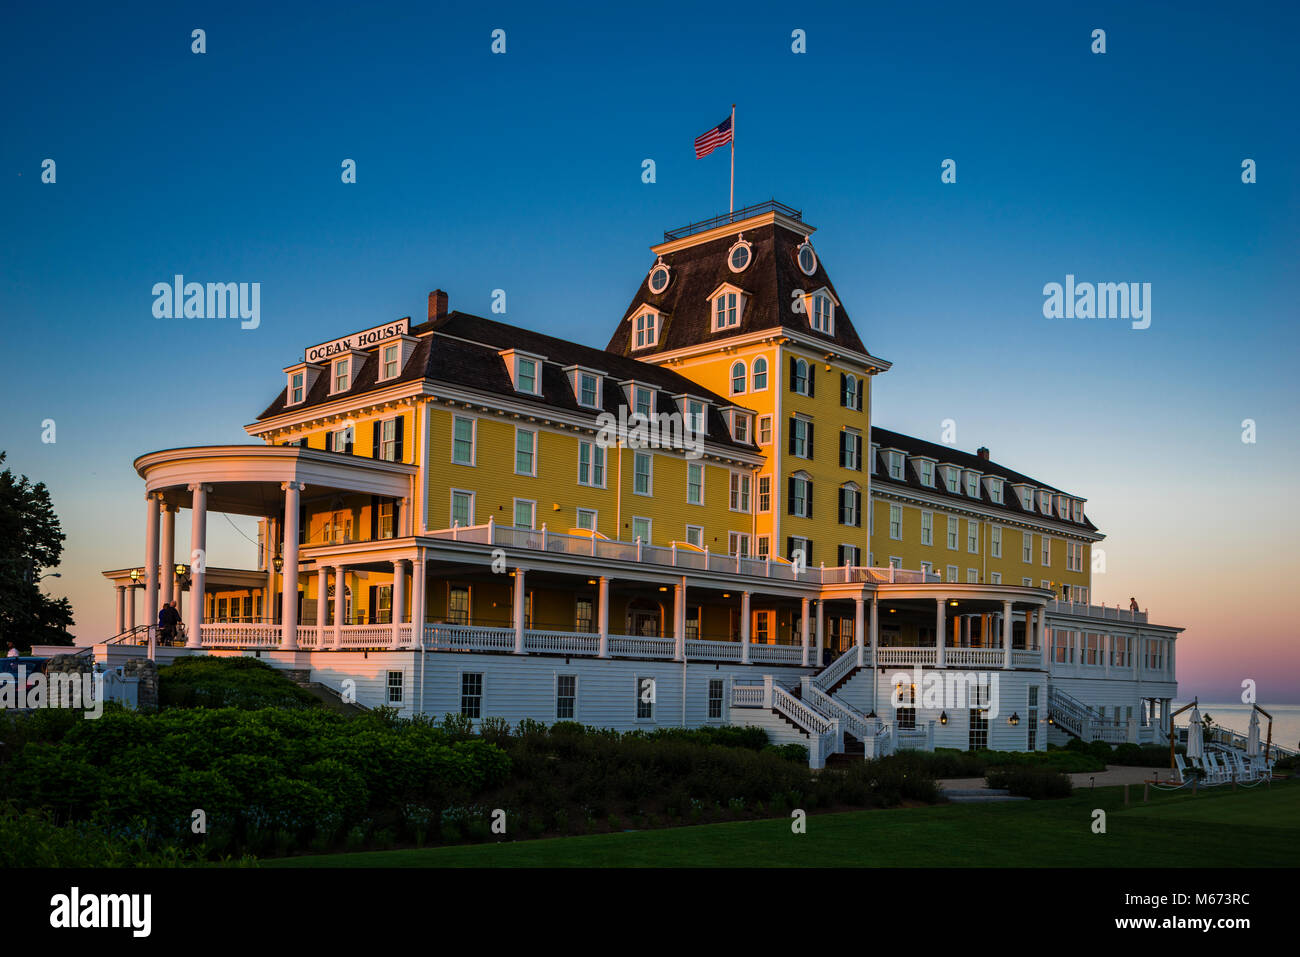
[840, 430, 862, 470]
[378, 500, 395, 539]
[967, 520, 979, 553]
[578, 441, 605, 486]
[1041, 536, 1051, 566]
[889, 504, 902, 540]
[686, 399, 706, 434]
[789, 475, 813, 518]
[387, 671, 403, 704]
[728, 532, 751, 557]
[333, 359, 349, 393]
[969, 707, 989, 751]
[686, 524, 704, 548]
[758, 475, 771, 512]
[634, 452, 652, 494]
[460, 673, 483, 718]
[840, 544, 861, 567]
[947, 516, 959, 550]
[708, 679, 724, 720]
[791, 358, 811, 395]
[791, 417, 813, 458]
[730, 361, 747, 394]
[451, 490, 473, 527]
[733, 414, 749, 443]
[576, 508, 597, 530]
[757, 535, 770, 559]
[578, 372, 598, 408]
[967, 569, 979, 583]
[513, 499, 535, 528]
[714, 292, 739, 330]
[811, 293, 833, 333]
[729, 472, 751, 512]
[516, 358, 538, 393]
[947, 565, 958, 582]
[990, 572, 1002, 584]
[633, 386, 653, 417]
[290, 372, 304, 403]
[514, 429, 536, 475]
[448, 587, 470, 625]
[839, 485, 861, 526]
[887, 452, 904, 480]
[632, 516, 651, 542]
[752, 357, 768, 390]
[1023, 532, 1033, 563]
[920, 461, 934, 487]
[557, 675, 577, 718]
[1066, 541, 1083, 572]
[966, 473, 979, 497]
[634, 311, 657, 348]
[687, 463, 703, 504]
[990, 480, 1003, 504]
[379, 418, 398, 461]
[575, 600, 593, 633]
[991, 526, 1002, 558]
[636, 677, 654, 719]
[897, 684, 916, 729]
[758, 415, 772, 445]
[841, 373, 859, 410]
[452, 416, 475, 465]
[921, 511, 933, 546]
[945, 468, 960, 493]
[383, 344, 400, 379]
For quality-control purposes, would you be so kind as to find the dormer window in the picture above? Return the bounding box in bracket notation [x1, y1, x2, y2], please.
[714, 291, 739, 330]
[811, 293, 834, 335]
[966, 472, 980, 497]
[919, 461, 934, 487]
[500, 349, 545, 395]
[627, 383, 653, 417]
[1039, 490, 1051, 514]
[887, 451, 904, 480]
[684, 398, 707, 434]
[733, 413, 750, 444]
[944, 467, 961, 494]
[578, 372, 598, 408]
[284, 362, 323, 406]
[989, 479, 1004, 504]
[290, 371, 305, 404]
[1072, 499, 1083, 522]
[519, 358, 538, 393]
[632, 308, 659, 349]
[381, 344, 400, 379]
[332, 358, 350, 394]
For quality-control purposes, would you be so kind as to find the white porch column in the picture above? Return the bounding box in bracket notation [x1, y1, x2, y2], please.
[597, 576, 610, 658]
[115, 586, 126, 634]
[159, 505, 176, 607]
[264, 517, 277, 623]
[144, 493, 161, 642]
[315, 568, 329, 645]
[186, 483, 209, 647]
[1037, 608, 1048, 670]
[412, 552, 427, 646]
[935, 597, 947, 668]
[391, 560, 407, 648]
[740, 591, 751, 662]
[1168, 639, 1175, 679]
[127, 586, 136, 630]
[513, 568, 526, 654]
[1104, 634, 1111, 676]
[814, 599, 825, 666]
[281, 482, 302, 651]
[854, 596, 865, 667]
[673, 578, 686, 661]
[800, 597, 810, 667]
[1002, 600, 1013, 669]
[332, 564, 345, 649]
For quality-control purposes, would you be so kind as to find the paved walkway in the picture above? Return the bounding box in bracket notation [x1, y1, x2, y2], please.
[939, 764, 1178, 791]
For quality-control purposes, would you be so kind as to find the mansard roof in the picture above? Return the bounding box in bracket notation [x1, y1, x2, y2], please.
[605, 217, 874, 359]
[869, 426, 1099, 533]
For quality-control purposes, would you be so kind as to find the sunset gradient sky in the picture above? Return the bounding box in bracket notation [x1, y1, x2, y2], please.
[2, 1, 1296, 701]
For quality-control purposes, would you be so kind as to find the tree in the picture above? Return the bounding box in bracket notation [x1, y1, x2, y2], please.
[0, 451, 75, 651]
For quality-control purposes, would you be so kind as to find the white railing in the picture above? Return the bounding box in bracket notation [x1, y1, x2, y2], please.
[297, 626, 319, 648]
[200, 623, 281, 647]
[1012, 650, 1042, 667]
[428, 521, 939, 587]
[339, 625, 392, 647]
[1047, 600, 1148, 624]
[606, 635, 677, 659]
[732, 684, 766, 707]
[772, 684, 835, 736]
[523, 630, 600, 655]
[749, 644, 805, 664]
[424, 624, 514, 652]
[813, 648, 860, 690]
[876, 647, 938, 667]
[946, 648, 1006, 668]
[686, 639, 743, 661]
[804, 681, 872, 740]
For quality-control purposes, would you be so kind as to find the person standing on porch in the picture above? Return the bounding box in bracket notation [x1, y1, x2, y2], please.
[1129, 597, 1139, 612]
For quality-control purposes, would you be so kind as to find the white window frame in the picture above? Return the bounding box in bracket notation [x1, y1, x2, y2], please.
[991, 526, 1002, 559]
[730, 360, 747, 395]
[967, 519, 979, 554]
[514, 427, 537, 476]
[685, 524, 704, 548]
[331, 358, 350, 394]
[758, 474, 771, 513]
[578, 440, 606, 488]
[450, 489, 476, 528]
[751, 356, 769, 391]
[575, 508, 598, 532]
[729, 471, 752, 512]
[919, 460, 934, 487]
[889, 504, 902, 541]
[515, 357, 540, 395]
[687, 463, 704, 505]
[381, 343, 400, 381]
[632, 516, 652, 543]
[1042, 536, 1052, 566]
[513, 498, 536, 529]
[758, 415, 773, 445]
[634, 451, 653, 496]
[921, 511, 933, 546]
[452, 415, 477, 466]
[947, 516, 959, 550]
[632, 308, 659, 350]
[289, 371, 305, 405]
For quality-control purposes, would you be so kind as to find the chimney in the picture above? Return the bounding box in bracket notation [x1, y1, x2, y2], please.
[428, 289, 448, 321]
[976, 447, 990, 461]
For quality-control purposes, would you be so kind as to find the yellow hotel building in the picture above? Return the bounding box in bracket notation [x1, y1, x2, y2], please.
[96, 201, 1181, 765]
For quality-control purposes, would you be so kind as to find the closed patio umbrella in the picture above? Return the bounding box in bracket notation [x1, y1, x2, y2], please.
[1187, 706, 1203, 760]
[1246, 709, 1260, 757]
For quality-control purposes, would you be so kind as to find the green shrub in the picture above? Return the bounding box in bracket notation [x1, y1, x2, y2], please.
[157, 655, 319, 710]
[986, 766, 1072, 799]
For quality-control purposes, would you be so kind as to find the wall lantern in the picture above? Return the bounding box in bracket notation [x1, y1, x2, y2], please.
[1009, 712, 1020, 726]
[273, 556, 284, 573]
[939, 711, 948, 725]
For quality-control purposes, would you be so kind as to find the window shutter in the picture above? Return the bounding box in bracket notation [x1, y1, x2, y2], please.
[368, 585, 377, 624]
[395, 417, 405, 461]
[838, 487, 846, 524]
[788, 356, 797, 391]
[839, 431, 847, 467]
[856, 386, 864, 412]
[344, 430, 353, 455]
[788, 421, 797, 456]
[806, 422, 814, 459]
[370, 496, 379, 540]
[325, 431, 333, 452]
[298, 505, 306, 545]
[840, 373, 847, 407]
[372, 422, 381, 459]
[808, 365, 815, 397]
[855, 491, 863, 527]
[837, 545, 846, 567]
[786, 537, 795, 561]
[805, 482, 813, 520]
[856, 437, 864, 471]
[805, 540, 813, 564]
[787, 477, 796, 514]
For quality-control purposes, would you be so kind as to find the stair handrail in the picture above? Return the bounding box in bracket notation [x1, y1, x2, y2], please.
[771, 683, 836, 736]
[813, 648, 859, 690]
[803, 681, 872, 740]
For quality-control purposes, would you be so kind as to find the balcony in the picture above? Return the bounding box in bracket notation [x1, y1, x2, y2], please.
[1046, 599, 1148, 624]
[430, 520, 941, 586]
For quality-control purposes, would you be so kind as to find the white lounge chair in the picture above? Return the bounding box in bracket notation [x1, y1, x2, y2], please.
[1199, 752, 1224, 784]
[1173, 754, 1189, 784]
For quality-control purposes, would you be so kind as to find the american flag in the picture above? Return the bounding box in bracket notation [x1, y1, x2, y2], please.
[694, 116, 733, 159]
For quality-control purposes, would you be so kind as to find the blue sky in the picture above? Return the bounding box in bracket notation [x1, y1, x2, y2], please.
[2, 0, 1297, 701]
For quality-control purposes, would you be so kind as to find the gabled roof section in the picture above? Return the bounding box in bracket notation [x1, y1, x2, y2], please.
[605, 209, 872, 359]
[870, 426, 1099, 533]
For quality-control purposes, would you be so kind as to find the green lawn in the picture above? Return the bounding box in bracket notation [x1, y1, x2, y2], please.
[262, 779, 1297, 868]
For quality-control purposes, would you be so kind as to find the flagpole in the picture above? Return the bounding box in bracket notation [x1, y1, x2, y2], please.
[729, 104, 736, 215]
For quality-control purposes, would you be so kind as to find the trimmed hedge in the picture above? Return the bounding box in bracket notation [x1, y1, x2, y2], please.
[157, 655, 320, 710]
[985, 766, 1073, 799]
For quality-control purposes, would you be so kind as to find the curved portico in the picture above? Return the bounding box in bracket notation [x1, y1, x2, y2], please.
[134, 445, 417, 649]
